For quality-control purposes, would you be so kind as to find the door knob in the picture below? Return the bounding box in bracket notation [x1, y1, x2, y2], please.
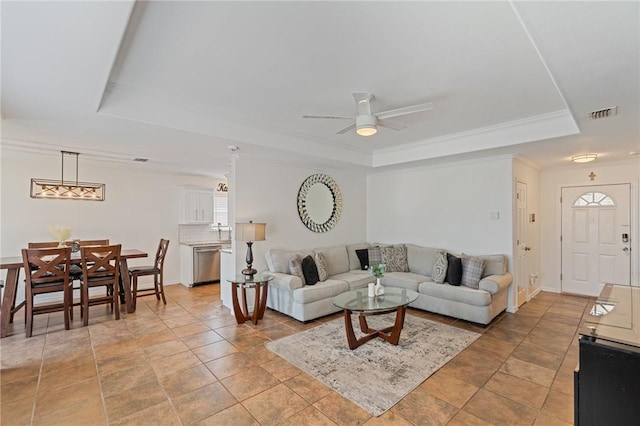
[623, 247, 630, 252]
[524, 247, 531, 251]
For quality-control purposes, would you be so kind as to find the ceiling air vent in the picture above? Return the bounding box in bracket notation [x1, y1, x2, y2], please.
[133, 158, 149, 162]
[587, 106, 617, 120]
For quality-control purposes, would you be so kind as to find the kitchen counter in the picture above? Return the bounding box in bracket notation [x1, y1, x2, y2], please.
[180, 240, 231, 247]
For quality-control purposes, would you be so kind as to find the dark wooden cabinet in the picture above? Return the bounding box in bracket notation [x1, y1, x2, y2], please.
[574, 285, 640, 426]
[575, 336, 640, 425]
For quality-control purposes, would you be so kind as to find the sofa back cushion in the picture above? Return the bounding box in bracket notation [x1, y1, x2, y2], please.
[406, 244, 444, 277]
[314, 245, 349, 276]
[346, 243, 370, 270]
[462, 253, 508, 278]
[381, 245, 409, 272]
[265, 248, 313, 273]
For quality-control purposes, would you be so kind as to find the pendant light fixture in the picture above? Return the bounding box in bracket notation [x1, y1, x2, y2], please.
[30, 151, 105, 201]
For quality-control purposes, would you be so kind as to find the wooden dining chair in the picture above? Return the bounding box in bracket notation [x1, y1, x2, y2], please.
[79, 244, 121, 326]
[129, 239, 169, 309]
[21, 246, 73, 337]
[28, 239, 110, 320]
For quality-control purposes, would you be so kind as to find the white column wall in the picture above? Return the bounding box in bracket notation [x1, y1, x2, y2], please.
[0, 147, 222, 287]
[232, 156, 367, 275]
[540, 158, 640, 293]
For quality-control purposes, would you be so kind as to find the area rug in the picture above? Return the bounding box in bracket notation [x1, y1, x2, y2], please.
[265, 313, 480, 416]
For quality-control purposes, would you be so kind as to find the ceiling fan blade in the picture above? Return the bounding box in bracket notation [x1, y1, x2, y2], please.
[336, 123, 356, 134]
[302, 115, 353, 120]
[377, 119, 407, 131]
[375, 102, 434, 120]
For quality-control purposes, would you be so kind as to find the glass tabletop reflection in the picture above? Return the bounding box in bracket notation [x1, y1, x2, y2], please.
[333, 286, 418, 313]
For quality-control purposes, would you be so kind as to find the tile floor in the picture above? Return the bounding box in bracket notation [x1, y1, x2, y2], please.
[0, 284, 591, 425]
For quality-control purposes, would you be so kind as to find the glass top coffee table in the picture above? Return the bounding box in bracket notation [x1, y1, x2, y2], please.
[333, 286, 419, 350]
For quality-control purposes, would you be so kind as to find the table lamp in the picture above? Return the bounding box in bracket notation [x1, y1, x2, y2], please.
[235, 221, 266, 278]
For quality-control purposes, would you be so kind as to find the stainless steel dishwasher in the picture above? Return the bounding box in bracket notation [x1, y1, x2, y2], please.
[193, 245, 221, 284]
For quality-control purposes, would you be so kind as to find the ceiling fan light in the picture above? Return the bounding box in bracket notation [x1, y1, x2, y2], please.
[571, 154, 598, 163]
[356, 125, 377, 136]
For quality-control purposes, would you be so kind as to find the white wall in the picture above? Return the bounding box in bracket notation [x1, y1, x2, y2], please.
[367, 155, 516, 310]
[367, 156, 514, 254]
[232, 156, 368, 274]
[0, 147, 223, 287]
[540, 158, 640, 292]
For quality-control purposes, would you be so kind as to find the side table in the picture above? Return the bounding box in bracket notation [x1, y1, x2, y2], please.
[228, 274, 272, 325]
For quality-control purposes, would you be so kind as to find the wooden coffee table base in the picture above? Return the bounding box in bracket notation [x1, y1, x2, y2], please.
[343, 305, 407, 350]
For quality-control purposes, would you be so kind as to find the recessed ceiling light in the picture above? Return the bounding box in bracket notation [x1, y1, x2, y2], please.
[571, 154, 598, 163]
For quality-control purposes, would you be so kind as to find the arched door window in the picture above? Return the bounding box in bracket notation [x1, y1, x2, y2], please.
[573, 192, 615, 207]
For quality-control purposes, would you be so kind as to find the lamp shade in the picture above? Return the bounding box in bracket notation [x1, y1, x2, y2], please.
[235, 222, 266, 242]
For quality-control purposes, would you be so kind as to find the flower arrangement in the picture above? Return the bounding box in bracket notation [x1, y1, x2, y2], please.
[48, 225, 72, 247]
[370, 263, 386, 279]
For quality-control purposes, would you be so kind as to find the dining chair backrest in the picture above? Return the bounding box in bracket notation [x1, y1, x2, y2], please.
[80, 244, 121, 281]
[22, 247, 72, 285]
[154, 239, 170, 271]
[28, 239, 109, 249]
[78, 239, 109, 247]
[28, 241, 59, 249]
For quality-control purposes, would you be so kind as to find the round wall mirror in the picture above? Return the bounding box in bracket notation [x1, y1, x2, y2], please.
[297, 174, 342, 232]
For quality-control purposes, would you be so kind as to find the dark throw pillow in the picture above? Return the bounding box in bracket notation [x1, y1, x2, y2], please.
[445, 253, 463, 286]
[355, 248, 370, 270]
[301, 255, 319, 285]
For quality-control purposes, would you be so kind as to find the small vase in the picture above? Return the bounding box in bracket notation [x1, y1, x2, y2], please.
[57, 241, 66, 248]
[374, 278, 385, 296]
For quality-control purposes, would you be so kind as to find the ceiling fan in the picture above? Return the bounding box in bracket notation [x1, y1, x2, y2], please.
[302, 92, 434, 136]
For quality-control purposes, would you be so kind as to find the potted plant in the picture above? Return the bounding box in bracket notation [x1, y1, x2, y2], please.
[370, 263, 386, 295]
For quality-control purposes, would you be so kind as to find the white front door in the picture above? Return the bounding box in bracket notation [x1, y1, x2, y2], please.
[561, 184, 631, 296]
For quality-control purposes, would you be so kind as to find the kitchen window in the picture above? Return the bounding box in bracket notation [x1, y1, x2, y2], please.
[213, 194, 228, 226]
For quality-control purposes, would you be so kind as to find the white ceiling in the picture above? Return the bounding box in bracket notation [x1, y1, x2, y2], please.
[2, 1, 639, 177]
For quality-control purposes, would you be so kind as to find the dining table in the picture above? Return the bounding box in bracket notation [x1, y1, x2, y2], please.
[0, 248, 147, 338]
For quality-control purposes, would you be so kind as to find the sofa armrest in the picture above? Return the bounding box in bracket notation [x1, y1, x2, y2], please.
[266, 272, 303, 291]
[478, 272, 513, 295]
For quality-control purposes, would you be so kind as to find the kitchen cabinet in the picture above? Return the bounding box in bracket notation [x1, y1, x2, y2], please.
[181, 188, 214, 224]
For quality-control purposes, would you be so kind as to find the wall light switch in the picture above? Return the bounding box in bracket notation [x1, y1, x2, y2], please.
[490, 211, 500, 220]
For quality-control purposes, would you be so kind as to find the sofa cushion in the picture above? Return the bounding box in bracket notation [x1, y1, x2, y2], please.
[355, 249, 369, 270]
[315, 252, 328, 282]
[302, 255, 319, 285]
[266, 249, 313, 274]
[288, 255, 306, 285]
[381, 272, 425, 291]
[347, 243, 370, 271]
[293, 279, 350, 304]
[462, 253, 508, 278]
[461, 256, 485, 289]
[406, 244, 443, 277]
[332, 270, 373, 290]
[368, 246, 382, 267]
[419, 281, 492, 307]
[433, 252, 448, 284]
[446, 253, 463, 286]
[381, 245, 409, 272]
[314, 245, 350, 276]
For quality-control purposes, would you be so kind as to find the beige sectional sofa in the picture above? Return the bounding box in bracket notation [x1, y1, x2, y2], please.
[264, 243, 512, 325]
